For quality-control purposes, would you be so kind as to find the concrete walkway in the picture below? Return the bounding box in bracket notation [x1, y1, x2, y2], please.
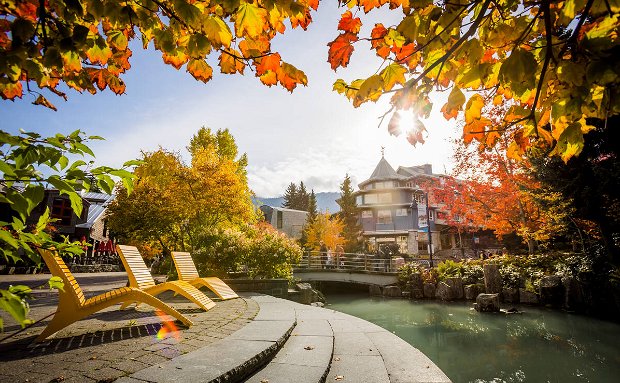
[0, 273, 451, 383]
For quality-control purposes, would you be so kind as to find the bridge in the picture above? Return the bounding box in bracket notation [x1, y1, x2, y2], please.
[292, 252, 408, 286]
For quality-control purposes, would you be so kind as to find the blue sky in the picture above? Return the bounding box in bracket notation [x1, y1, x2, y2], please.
[0, 3, 460, 197]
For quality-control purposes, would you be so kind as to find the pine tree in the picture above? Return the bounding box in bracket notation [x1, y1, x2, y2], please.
[337, 174, 362, 252]
[298, 181, 309, 211]
[282, 183, 298, 209]
[307, 190, 318, 221]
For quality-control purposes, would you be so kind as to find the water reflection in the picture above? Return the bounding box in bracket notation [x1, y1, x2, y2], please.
[326, 294, 620, 383]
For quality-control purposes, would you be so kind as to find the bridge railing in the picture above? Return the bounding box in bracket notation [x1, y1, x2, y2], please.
[293, 251, 406, 273]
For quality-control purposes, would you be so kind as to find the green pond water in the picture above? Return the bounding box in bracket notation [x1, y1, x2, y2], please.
[326, 294, 620, 383]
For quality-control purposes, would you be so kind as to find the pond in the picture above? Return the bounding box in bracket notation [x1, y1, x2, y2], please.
[326, 293, 620, 383]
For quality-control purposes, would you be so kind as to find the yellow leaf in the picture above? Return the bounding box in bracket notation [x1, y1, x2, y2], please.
[235, 1, 268, 39]
[186, 59, 213, 83]
[203, 16, 233, 48]
[354, 74, 383, 107]
[380, 63, 407, 91]
[62, 51, 82, 72]
[465, 93, 485, 124]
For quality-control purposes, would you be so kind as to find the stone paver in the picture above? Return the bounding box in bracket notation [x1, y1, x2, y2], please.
[0, 273, 258, 383]
[2, 274, 452, 383]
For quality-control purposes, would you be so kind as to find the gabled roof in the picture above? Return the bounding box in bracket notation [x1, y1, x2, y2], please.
[76, 193, 115, 229]
[359, 157, 407, 188]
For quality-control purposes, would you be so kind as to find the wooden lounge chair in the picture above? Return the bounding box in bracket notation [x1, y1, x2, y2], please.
[171, 251, 239, 300]
[36, 249, 193, 342]
[116, 245, 216, 311]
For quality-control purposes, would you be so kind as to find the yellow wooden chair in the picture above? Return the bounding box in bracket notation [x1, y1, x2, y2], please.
[36, 249, 193, 342]
[116, 245, 216, 311]
[171, 251, 239, 300]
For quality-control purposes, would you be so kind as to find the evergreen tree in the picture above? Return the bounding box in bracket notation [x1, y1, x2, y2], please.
[307, 190, 318, 221]
[337, 174, 362, 252]
[282, 183, 298, 209]
[298, 181, 309, 211]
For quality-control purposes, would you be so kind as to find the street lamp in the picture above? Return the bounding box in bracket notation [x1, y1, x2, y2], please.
[425, 192, 434, 268]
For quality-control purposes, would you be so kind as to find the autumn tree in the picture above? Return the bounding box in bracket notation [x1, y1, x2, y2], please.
[187, 127, 248, 180]
[336, 174, 362, 252]
[329, 1, 620, 163]
[0, 0, 314, 107]
[108, 128, 255, 252]
[432, 136, 573, 254]
[304, 212, 345, 250]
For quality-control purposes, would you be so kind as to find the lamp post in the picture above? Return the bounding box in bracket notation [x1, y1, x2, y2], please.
[425, 192, 434, 268]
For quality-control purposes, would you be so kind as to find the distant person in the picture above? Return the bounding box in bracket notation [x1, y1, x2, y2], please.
[319, 241, 328, 269]
[326, 248, 334, 269]
[335, 244, 345, 268]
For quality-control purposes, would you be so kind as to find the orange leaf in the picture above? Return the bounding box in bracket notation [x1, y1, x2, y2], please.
[359, 0, 382, 13]
[259, 70, 278, 86]
[388, 111, 402, 136]
[277, 62, 307, 92]
[32, 95, 57, 111]
[219, 50, 245, 74]
[327, 32, 357, 70]
[88, 68, 107, 91]
[392, 43, 417, 69]
[256, 53, 281, 76]
[162, 50, 189, 70]
[106, 74, 125, 95]
[462, 118, 490, 144]
[338, 11, 362, 34]
[187, 59, 213, 83]
[290, 8, 313, 30]
[0, 79, 22, 100]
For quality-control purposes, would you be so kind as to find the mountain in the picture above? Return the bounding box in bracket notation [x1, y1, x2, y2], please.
[253, 192, 341, 213]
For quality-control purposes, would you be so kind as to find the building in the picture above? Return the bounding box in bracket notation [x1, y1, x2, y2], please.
[259, 205, 308, 239]
[354, 156, 456, 255]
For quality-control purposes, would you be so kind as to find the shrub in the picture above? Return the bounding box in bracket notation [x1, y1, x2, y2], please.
[437, 260, 464, 281]
[397, 262, 422, 289]
[499, 264, 523, 289]
[462, 261, 484, 285]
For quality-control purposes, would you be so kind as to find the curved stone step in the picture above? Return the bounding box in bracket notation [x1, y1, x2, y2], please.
[245, 314, 334, 383]
[115, 295, 296, 383]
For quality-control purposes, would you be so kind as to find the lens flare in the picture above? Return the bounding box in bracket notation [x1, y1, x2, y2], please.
[155, 310, 180, 340]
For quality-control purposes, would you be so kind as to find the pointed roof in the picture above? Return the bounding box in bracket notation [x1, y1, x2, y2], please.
[359, 156, 407, 188]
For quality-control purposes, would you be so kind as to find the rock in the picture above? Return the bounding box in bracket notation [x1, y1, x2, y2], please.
[310, 302, 325, 307]
[519, 288, 539, 304]
[410, 273, 423, 291]
[445, 277, 464, 299]
[435, 282, 453, 301]
[295, 283, 315, 305]
[369, 285, 382, 296]
[383, 286, 402, 298]
[411, 288, 424, 299]
[483, 264, 502, 294]
[423, 283, 436, 299]
[539, 275, 564, 306]
[475, 293, 500, 312]
[563, 276, 584, 311]
[502, 288, 519, 303]
[464, 284, 482, 300]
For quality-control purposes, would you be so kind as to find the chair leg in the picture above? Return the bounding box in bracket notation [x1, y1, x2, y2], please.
[147, 282, 215, 311]
[127, 290, 193, 327]
[36, 312, 80, 342]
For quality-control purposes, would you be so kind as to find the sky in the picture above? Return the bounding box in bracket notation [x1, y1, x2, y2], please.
[0, 3, 461, 197]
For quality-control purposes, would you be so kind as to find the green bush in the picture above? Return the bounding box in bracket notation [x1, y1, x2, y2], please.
[462, 261, 484, 285]
[191, 223, 302, 280]
[397, 262, 422, 289]
[437, 260, 464, 281]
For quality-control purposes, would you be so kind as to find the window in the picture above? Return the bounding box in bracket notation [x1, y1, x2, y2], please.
[51, 198, 73, 226]
[395, 208, 409, 216]
[429, 210, 434, 221]
[361, 210, 373, 219]
[377, 210, 392, 224]
[397, 236, 408, 253]
[374, 181, 394, 189]
[277, 210, 283, 228]
[356, 195, 363, 205]
[412, 193, 425, 204]
[364, 194, 378, 204]
[378, 193, 392, 203]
